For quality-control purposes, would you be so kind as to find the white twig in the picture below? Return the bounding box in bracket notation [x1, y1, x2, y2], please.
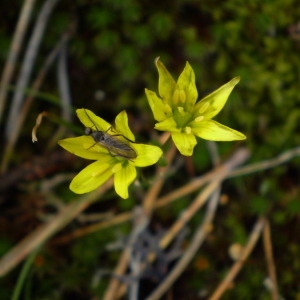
[57, 39, 72, 122]
[146, 189, 221, 300]
[0, 0, 37, 122]
[5, 0, 60, 136]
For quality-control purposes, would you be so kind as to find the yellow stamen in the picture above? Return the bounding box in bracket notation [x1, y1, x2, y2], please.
[177, 106, 184, 113]
[198, 102, 210, 114]
[185, 126, 192, 134]
[195, 116, 204, 122]
[173, 89, 180, 105]
[179, 90, 186, 103]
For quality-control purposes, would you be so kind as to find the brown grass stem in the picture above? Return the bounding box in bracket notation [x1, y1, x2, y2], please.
[263, 219, 279, 300]
[208, 217, 266, 300]
[0, 179, 113, 277]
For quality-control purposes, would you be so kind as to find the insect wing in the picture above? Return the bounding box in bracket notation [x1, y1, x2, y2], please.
[100, 134, 137, 159]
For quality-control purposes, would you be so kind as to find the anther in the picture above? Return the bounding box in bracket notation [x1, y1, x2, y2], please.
[195, 116, 204, 122]
[185, 126, 192, 134]
[198, 102, 210, 114]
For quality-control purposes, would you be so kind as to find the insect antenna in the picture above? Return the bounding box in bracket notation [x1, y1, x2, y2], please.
[84, 108, 114, 134]
[83, 109, 99, 131]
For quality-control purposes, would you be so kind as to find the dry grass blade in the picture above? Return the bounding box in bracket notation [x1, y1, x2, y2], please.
[142, 141, 177, 216]
[0, 179, 113, 277]
[0, 0, 37, 121]
[146, 189, 221, 300]
[1, 22, 75, 173]
[32, 111, 48, 142]
[158, 148, 249, 255]
[208, 217, 266, 300]
[263, 219, 279, 300]
[50, 145, 300, 250]
[103, 136, 176, 300]
[57, 39, 73, 122]
[5, 0, 60, 137]
[104, 148, 249, 300]
[141, 140, 223, 300]
[229, 146, 300, 178]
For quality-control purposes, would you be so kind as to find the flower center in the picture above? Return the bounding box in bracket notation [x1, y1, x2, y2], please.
[173, 106, 193, 129]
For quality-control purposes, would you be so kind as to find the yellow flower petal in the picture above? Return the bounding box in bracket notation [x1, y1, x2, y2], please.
[145, 88, 168, 121]
[58, 136, 110, 160]
[155, 57, 176, 101]
[59, 108, 164, 197]
[192, 119, 247, 141]
[133, 144, 163, 167]
[154, 117, 180, 132]
[114, 110, 135, 142]
[193, 77, 240, 119]
[171, 132, 197, 156]
[77, 109, 111, 131]
[114, 163, 137, 199]
[70, 160, 114, 194]
[177, 62, 198, 108]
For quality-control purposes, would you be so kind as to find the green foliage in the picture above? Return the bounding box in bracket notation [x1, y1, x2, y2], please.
[0, 30, 10, 61]
[223, 268, 268, 299]
[249, 196, 271, 215]
[0, 237, 13, 257]
[287, 199, 300, 216]
[224, 215, 247, 243]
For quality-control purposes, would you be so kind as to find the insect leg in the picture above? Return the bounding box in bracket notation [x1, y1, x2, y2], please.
[108, 127, 136, 143]
[87, 142, 97, 150]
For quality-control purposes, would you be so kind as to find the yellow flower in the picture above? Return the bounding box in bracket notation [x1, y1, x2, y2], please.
[145, 58, 246, 156]
[58, 109, 162, 199]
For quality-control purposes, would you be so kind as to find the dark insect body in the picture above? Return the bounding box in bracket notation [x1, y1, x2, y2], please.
[84, 110, 137, 160]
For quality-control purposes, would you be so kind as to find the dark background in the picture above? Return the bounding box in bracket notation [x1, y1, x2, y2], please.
[0, 0, 299, 299]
